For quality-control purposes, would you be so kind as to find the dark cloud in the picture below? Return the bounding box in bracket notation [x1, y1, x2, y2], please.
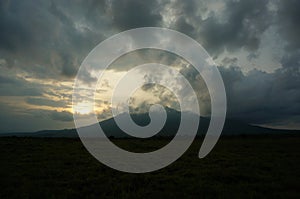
[0, 0, 300, 131]
[109, 49, 182, 71]
[168, 0, 204, 37]
[109, 0, 162, 30]
[26, 97, 68, 108]
[219, 61, 300, 126]
[0, 75, 43, 96]
[139, 58, 300, 127]
[221, 57, 238, 66]
[161, 0, 300, 61]
[173, 16, 195, 36]
[77, 67, 98, 84]
[27, 109, 73, 123]
[0, 0, 33, 52]
[277, 0, 300, 50]
[50, 110, 73, 122]
[0, 103, 74, 133]
[199, 0, 271, 55]
[0, 75, 17, 84]
[148, 60, 300, 127]
[164, 0, 274, 57]
[0, 87, 42, 97]
[0, 0, 104, 79]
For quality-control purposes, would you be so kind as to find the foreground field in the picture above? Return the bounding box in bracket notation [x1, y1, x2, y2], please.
[0, 135, 299, 199]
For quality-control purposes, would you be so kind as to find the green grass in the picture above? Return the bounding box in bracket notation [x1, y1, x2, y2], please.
[0, 135, 299, 199]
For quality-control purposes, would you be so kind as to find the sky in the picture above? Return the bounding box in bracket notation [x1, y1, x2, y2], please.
[0, 0, 299, 133]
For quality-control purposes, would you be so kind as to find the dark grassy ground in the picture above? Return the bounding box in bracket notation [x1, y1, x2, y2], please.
[0, 135, 299, 199]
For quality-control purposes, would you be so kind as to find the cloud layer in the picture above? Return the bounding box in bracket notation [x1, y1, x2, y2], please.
[0, 0, 299, 132]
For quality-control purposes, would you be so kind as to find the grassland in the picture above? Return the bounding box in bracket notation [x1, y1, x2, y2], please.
[0, 135, 299, 199]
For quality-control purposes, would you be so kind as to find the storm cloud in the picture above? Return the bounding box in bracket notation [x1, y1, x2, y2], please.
[0, 0, 299, 132]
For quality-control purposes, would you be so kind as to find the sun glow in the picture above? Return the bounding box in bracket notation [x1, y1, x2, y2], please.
[73, 101, 94, 115]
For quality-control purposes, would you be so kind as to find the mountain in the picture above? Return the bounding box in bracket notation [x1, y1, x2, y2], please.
[1, 107, 298, 137]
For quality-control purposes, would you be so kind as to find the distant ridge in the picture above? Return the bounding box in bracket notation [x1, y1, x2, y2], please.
[1, 107, 299, 137]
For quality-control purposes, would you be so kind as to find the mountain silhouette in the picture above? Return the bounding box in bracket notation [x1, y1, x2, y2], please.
[1, 107, 299, 137]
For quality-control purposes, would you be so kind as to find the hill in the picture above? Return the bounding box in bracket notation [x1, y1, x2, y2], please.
[1, 107, 298, 137]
